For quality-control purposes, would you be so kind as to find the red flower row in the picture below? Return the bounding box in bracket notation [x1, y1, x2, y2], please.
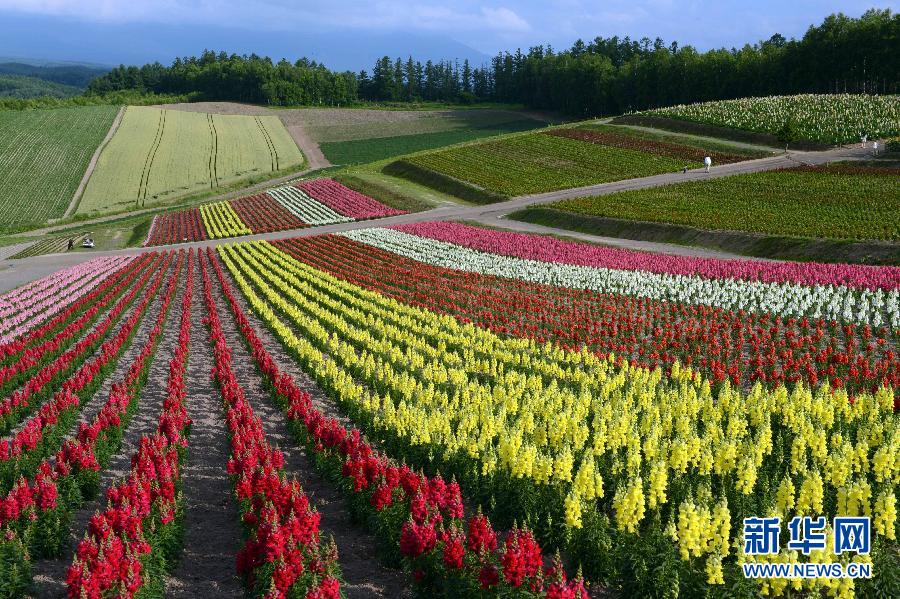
[0, 254, 166, 433]
[200, 250, 340, 599]
[0, 256, 144, 362]
[0, 250, 184, 582]
[209, 248, 589, 597]
[230, 194, 307, 234]
[275, 236, 899, 397]
[67, 250, 193, 598]
[145, 208, 208, 246]
[0, 257, 148, 390]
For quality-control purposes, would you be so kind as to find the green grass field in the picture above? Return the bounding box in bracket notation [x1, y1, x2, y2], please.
[78, 106, 304, 216]
[320, 119, 547, 164]
[552, 166, 900, 241]
[405, 131, 687, 196]
[0, 105, 119, 232]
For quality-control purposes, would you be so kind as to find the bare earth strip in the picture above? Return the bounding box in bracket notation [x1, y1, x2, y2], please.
[63, 105, 126, 219]
[211, 258, 410, 598]
[166, 252, 244, 597]
[286, 122, 331, 169]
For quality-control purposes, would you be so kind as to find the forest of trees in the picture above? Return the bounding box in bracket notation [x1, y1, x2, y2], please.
[86, 9, 899, 116]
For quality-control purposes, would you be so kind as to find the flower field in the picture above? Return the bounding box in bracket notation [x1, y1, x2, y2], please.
[142, 178, 405, 246]
[0, 219, 896, 598]
[643, 94, 900, 145]
[546, 165, 900, 241]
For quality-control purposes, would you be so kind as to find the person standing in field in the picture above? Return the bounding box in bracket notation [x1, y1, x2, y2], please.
[873, 141, 879, 156]
[704, 156, 712, 173]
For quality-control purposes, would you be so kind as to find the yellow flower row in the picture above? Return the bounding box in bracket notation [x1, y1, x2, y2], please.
[199, 201, 251, 239]
[218, 240, 898, 591]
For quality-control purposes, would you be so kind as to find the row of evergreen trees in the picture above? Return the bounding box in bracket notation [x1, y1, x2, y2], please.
[86, 9, 898, 116]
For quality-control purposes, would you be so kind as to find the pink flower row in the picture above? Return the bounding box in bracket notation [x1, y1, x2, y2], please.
[297, 179, 406, 219]
[393, 222, 900, 291]
[0, 257, 133, 343]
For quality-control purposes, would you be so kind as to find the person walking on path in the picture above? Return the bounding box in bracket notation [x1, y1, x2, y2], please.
[704, 156, 712, 173]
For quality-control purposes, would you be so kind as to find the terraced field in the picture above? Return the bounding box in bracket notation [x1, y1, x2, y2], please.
[401, 130, 689, 196]
[0, 106, 119, 231]
[78, 106, 304, 216]
[550, 165, 900, 241]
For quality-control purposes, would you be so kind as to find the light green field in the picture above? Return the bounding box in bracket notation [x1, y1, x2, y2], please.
[78, 106, 304, 215]
[0, 105, 119, 232]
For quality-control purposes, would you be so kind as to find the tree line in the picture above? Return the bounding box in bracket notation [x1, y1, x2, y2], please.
[85, 9, 898, 116]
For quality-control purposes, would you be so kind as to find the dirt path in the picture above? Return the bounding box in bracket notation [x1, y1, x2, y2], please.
[62, 106, 126, 220]
[166, 252, 243, 597]
[210, 255, 410, 598]
[2, 144, 880, 295]
[29, 257, 179, 597]
[285, 122, 331, 169]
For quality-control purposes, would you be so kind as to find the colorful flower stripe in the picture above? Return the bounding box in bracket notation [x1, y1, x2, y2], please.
[393, 221, 900, 291]
[0, 254, 149, 363]
[297, 179, 406, 219]
[0, 254, 165, 436]
[221, 239, 897, 595]
[266, 185, 353, 225]
[343, 228, 899, 328]
[211, 247, 589, 598]
[143, 208, 208, 246]
[199, 200, 252, 240]
[229, 193, 307, 234]
[0, 251, 183, 597]
[0, 256, 127, 318]
[274, 235, 899, 394]
[200, 250, 342, 599]
[0, 257, 133, 343]
[0, 256, 155, 395]
[66, 250, 193, 599]
[0, 252, 176, 493]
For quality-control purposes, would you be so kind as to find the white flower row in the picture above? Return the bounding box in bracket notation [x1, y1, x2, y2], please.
[340, 228, 900, 328]
[267, 186, 353, 225]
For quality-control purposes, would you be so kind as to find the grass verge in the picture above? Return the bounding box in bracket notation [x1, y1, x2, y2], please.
[381, 160, 507, 204]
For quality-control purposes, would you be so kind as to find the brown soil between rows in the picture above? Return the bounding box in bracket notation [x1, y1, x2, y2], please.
[209, 255, 410, 598]
[29, 256, 182, 597]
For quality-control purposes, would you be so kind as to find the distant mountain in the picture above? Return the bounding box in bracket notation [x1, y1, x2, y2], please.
[0, 12, 491, 73]
[0, 62, 109, 88]
[0, 73, 83, 98]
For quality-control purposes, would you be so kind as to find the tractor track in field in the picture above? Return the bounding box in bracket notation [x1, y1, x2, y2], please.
[255, 116, 280, 171]
[138, 109, 167, 206]
[207, 113, 220, 188]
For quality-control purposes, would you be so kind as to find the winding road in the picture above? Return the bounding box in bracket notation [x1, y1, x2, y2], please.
[0, 144, 876, 295]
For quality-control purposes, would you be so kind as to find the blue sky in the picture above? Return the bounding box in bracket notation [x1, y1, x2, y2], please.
[0, 1, 896, 68]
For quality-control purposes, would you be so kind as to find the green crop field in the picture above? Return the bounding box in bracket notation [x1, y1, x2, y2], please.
[78, 106, 304, 215]
[643, 94, 900, 145]
[320, 119, 546, 164]
[552, 165, 900, 241]
[405, 131, 687, 196]
[0, 105, 118, 232]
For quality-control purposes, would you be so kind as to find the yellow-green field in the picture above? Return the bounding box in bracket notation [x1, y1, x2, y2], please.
[78, 106, 304, 215]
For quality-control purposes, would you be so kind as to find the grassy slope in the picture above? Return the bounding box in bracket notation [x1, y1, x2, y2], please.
[552, 167, 900, 241]
[320, 119, 547, 164]
[0, 105, 118, 232]
[79, 106, 303, 216]
[406, 132, 686, 196]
